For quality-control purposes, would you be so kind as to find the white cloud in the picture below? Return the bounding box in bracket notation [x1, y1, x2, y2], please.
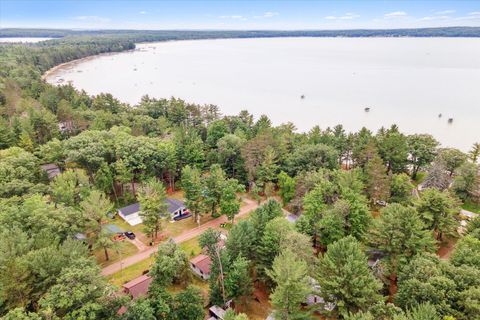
[434, 10, 455, 15]
[324, 13, 360, 20]
[139, 11, 147, 15]
[455, 12, 480, 21]
[384, 11, 408, 18]
[420, 15, 450, 21]
[253, 12, 279, 19]
[73, 16, 111, 23]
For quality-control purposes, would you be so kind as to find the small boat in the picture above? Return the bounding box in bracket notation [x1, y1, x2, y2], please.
[364, 107, 370, 112]
[438, 113, 442, 118]
[133, 68, 137, 71]
[301, 95, 305, 99]
[448, 118, 453, 124]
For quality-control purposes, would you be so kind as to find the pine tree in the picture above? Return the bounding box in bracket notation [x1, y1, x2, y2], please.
[139, 178, 169, 241]
[267, 249, 311, 320]
[316, 236, 383, 317]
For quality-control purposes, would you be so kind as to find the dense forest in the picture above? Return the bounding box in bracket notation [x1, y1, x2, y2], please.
[0, 32, 479, 320]
[2, 26, 480, 39]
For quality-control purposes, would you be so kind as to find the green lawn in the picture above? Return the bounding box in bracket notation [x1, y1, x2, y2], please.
[412, 171, 427, 186]
[94, 240, 138, 268]
[107, 255, 155, 288]
[179, 236, 202, 258]
[462, 199, 480, 214]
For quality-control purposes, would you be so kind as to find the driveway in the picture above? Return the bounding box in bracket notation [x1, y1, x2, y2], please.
[101, 198, 259, 276]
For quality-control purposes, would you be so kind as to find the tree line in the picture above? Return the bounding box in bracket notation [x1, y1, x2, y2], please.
[0, 32, 479, 319]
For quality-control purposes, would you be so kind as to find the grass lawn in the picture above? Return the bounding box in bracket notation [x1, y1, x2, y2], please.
[179, 236, 202, 258]
[94, 240, 138, 268]
[462, 199, 480, 214]
[107, 255, 155, 288]
[167, 277, 209, 295]
[164, 214, 215, 238]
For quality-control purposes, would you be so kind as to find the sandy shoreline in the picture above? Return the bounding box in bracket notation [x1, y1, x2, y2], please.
[42, 49, 137, 82]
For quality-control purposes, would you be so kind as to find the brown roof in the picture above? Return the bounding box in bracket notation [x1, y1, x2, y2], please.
[190, 254, 212, 275]
[122, 274, 152, 299]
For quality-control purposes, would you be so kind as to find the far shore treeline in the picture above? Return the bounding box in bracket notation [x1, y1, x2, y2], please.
[0, 29, 479, 320]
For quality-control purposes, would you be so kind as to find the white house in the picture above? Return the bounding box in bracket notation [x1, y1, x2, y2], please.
[117, 198, 189, 226]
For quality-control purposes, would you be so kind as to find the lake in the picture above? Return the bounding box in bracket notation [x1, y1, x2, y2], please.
[0, 37, 53, 43]
[45, 37, 480, 150]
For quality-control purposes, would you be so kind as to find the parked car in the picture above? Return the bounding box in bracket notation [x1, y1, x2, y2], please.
[124, 231, 136, 240]
[173, 210, 192, 221]
[113, 233, 126, 241]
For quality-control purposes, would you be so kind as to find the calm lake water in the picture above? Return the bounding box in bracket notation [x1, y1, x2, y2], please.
[0, 37, 53, 43]
[45, 38, 480, 150]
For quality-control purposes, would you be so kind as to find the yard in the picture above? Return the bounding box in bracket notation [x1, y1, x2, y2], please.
[462, 199, 480, 214]
[95, 240, 138, 268]
[107, 236, 202, 287]
[107, 255, 155, 287]
[179, 236, 202, 258]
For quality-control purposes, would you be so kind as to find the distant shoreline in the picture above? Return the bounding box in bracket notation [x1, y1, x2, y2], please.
[42, 50, 135, 81]
[41, 35, 480, 84]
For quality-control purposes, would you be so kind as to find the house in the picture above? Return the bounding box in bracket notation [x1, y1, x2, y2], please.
[305, 277, 336, 311]
[118, 203, 143, 226]
[166, 198, 190, 220]
[73, 233, 87, 241]
[190, 254, 212, 280]
[58, 120, 75, 133]
[208, 305, 226, 320]
[117, 198, 189, 226]
[40, 163, 61, 180]
[190, 233, 227, 280]
[122, 274, 152, 299]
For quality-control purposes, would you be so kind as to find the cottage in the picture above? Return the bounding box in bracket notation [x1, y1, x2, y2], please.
[208, 305, 226, 320]
[122, 274, 152, 299]
[190, 254, 212, 280]
[305, 277, 336, 311]
[117, 198, 189, 226]
[40, 163, 61, 180]
[58, 120, 75, 133]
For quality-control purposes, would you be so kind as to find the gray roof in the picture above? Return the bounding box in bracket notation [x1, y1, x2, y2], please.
[103, 224, 124, 234]
[286, 214, 299, 223]
[118, 198, 185, 217]
[118, 203, 141, 216]
[166, 198, 185, 213]
[40, 163, 61, 179]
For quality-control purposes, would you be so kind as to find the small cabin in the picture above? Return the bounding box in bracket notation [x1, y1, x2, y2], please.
[190, 254, 212, 280]
[122, 274, 152, 299]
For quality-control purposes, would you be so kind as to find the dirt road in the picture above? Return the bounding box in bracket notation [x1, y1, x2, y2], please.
[101, 198, 259, 276]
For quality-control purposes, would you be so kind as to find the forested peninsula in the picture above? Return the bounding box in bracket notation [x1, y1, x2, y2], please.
[0, 30, 479, 320]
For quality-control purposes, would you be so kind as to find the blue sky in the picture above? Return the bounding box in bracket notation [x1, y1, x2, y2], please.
[1, 1, 480, 30]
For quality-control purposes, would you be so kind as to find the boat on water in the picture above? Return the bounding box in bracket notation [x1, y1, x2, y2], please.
[364, 107, 371, 112]
[448, 118, 454, 123]
[300, 95, 305, 99]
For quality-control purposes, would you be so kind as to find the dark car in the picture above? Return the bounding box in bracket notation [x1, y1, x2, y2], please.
[173, 210, 192, 221]
[124, 231, 136, 240]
